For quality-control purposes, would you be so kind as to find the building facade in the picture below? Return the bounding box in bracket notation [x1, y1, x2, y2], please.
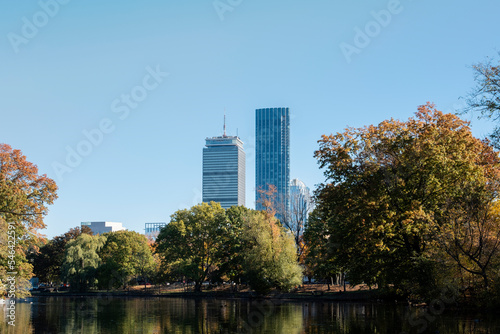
[202, 133, 245, 209]
[290, 178, 313, 230]
[255, 107, 290, 217]
[81, 221, 126, 234]
[145, 222, 167, 238]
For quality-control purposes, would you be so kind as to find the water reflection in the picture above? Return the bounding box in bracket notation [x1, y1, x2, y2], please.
[2, 297, 500, 333]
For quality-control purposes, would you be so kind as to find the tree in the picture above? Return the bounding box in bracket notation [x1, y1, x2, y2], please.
[215, 205, 249, 287]
[240, 210, 303, 294]
[287, 181, 313, 260]
[258, 182, 313, 261]
[257, 184, 279, 218]
[155, 202, 228, 292]
[313, 103, 500, 298]
[303, 209, 344, 289]
[61, 233, 106, 292]
[435, 195, 500, 290]
[0, 144, 58, 297]
[30, 226, 93, 284]
[98, 230, 155, 289]
[462, 54, 500, 147]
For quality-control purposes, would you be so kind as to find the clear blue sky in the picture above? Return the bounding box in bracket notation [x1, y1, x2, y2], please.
[1, 0, 499, 238]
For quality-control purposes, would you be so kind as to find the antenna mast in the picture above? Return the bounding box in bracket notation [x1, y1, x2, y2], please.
[223, 111, 227, 137]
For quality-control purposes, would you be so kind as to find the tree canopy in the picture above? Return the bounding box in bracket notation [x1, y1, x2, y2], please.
[98, 230, 155, 289]
[0, 144, 58, 297]
[155, 203, 302, 294]
[30, 226, 93, 284]
[62, 233, 107, 292]
[310, 103, 500, 298]
[241, 210, 303, 294]
[155, 202, 229, 292]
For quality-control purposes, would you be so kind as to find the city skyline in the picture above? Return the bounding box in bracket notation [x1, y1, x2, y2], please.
[1, 1, 498, 238]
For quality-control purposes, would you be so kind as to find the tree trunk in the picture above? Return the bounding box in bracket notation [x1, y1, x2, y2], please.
[482, 271, 489, 290]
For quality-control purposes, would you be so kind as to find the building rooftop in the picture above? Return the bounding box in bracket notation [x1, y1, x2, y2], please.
[205, 135, 244, 147]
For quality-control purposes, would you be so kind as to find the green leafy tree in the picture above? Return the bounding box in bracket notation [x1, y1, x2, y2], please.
[98, 230, 156, 289]
[313, 103, 500, 298]
[30, 226, 93, 284]
[0, 144, 58, 298]
[155, 202, 228, 292]
[303, 209, 344, 288]
[62, 233, 106, 292]
[241, 210, 303, 294]
[214, 205, 249, 287]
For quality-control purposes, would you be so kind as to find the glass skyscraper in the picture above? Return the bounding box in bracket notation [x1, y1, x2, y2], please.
[202, 133, 245, 209]
[290, 178, 313, 231]
[255, 107, 290, 216]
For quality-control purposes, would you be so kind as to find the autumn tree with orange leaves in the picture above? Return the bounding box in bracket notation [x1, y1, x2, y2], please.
[257, 184, 312, 262]
[310, 103, 500, 301]
[0, 144, 58, 297]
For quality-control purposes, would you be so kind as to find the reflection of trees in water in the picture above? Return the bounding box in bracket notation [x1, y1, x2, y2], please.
[55, 297, 101, 333]
[251, 302, 303, 334]
[326, 302, 406, 333]
[0, 301, 33, 334]
[31, 296, 98, 333]
[301, 302, 500, 334]
[153, 298, 302, 333]
[302, 302, 403, 333]
[10, 298, 500, 333]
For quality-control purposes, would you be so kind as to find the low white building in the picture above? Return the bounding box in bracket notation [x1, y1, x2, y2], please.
[81, 221, 126, 234]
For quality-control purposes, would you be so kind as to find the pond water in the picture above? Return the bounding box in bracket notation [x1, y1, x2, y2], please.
[2, 296, 500, 333]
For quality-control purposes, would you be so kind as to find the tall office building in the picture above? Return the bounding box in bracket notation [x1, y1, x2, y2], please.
[255, 107, 290, 217]
[290, 178, 313, 231]
[202, 121, 245, 209]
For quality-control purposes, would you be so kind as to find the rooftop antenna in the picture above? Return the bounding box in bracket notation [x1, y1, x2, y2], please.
[223, 109, 227, 138]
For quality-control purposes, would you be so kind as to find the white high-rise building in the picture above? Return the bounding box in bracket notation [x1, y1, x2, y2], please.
[202, 122, 245, 209]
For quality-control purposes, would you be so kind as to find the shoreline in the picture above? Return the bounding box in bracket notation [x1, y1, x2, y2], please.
[30, 289, 379, 303]
[27, 289, 500, 314]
